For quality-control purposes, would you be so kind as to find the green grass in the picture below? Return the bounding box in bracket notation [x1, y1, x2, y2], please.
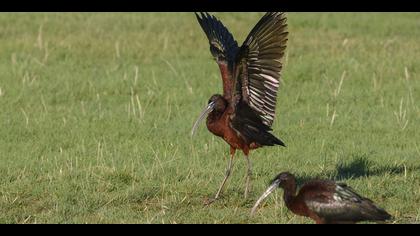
[0, 12, 419, 224]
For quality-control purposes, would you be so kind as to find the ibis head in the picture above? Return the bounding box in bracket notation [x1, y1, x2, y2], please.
[191, 94, 226, 137]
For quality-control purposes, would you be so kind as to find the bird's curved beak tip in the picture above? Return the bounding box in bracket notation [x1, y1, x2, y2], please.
[250, 181, 280, 216]
[191, 102, 215, 138]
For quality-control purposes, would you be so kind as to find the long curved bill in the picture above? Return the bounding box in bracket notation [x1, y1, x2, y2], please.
[191, 101, 215, 137]
[250, 180, 280, 216]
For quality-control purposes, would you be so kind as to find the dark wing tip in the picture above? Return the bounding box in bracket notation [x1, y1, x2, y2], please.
[194, 12, 239, 64]
[195, 12, 210, 21]
[195, 12, 207, 32]
[364, 200, 393, 222]
[194, 12, 201, 21]
[377, 208, 393, 221]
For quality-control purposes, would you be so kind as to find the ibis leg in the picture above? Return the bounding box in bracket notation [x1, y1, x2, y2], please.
[244, 154, 252, 199]
[204, 148, 235, 205]
[214, 151, 235, 199]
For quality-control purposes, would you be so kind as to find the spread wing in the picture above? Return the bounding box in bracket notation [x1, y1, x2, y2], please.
[195, 12, 239, 98]
[232, 12, 288, 127]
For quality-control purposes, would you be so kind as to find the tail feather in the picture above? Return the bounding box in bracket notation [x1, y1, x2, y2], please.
[370, 206, 392, 221]
[257, 131, 285, 147]
[361, 199, 392, 222]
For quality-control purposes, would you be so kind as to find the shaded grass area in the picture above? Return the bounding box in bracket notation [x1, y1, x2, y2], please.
[0, 13, 419, 223]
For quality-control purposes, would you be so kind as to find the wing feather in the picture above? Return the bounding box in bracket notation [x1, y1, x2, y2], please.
[195, 12, 239, 68]
[232, 12, 288, 127]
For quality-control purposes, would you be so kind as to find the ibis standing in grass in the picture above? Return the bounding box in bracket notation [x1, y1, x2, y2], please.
[191, 12, 288, 204]
[251, 172, 392, 224]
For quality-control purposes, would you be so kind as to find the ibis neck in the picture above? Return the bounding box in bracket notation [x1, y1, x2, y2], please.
[207, 108, 225, 123]
[282, 180, 298, 208]
[217, 63, 233, 100]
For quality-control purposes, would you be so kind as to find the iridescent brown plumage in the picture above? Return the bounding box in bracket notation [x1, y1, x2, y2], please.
[251, 172, 392, 224]
[192, 13, 288, 203]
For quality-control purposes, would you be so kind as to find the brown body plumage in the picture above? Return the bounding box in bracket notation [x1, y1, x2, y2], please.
[206, 95, 263, 155]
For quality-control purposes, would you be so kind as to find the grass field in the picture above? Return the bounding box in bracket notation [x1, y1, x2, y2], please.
[0, 13, 419, 224]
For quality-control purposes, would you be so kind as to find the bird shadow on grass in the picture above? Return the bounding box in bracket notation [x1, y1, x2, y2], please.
[294, 154, 420, 185]
[333, 155, 413, 181]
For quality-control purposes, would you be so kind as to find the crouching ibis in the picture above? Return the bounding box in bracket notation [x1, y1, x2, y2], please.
[251, 172, 392, 224]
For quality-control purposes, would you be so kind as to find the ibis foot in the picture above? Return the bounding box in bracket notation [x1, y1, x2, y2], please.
[204, 182, 225, 206]
[203, 197, 219, 206]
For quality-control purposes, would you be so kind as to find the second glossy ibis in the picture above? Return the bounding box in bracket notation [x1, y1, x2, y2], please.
[251, 172, 392, 224]
[191, 12, 288, 204]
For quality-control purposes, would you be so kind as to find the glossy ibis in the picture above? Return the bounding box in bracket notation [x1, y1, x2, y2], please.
[251, 172, 392, 224]
[192, 12, 288, 203]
